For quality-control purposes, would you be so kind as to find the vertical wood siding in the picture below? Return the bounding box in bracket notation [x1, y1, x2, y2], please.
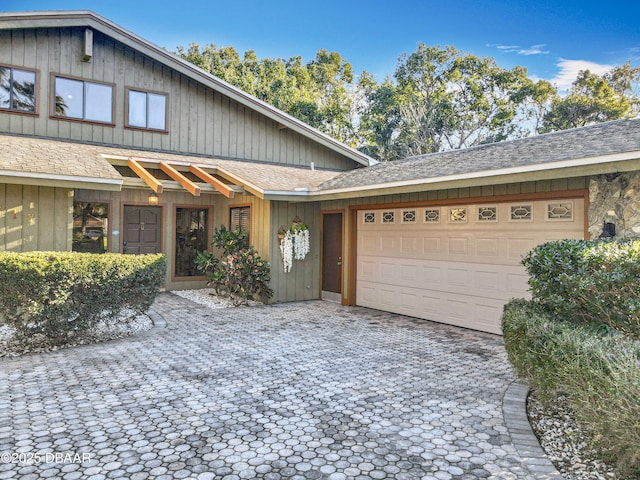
[0, 27, 358, 171]
[0, 184, 72, 252]
[269, 201, 321, 303]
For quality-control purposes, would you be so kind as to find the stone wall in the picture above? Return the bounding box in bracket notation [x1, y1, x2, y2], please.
[588, 172, 640, 239]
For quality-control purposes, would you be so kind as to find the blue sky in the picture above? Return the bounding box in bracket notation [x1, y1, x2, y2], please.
[4, 0, 640, 92]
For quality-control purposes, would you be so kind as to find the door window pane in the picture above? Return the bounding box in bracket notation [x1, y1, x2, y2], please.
[175, 207, 209, 277]
[72, 202, 109, 253]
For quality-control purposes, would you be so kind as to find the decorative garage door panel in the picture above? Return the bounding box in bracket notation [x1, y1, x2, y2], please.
[356, 200, 584, 334]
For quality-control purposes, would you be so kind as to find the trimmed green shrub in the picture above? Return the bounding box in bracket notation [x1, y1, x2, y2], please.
[502, 300, 640, 478]
[0, 251, 166, 344]
[523, 239, 640, 337]
[194, 225, 273, 305]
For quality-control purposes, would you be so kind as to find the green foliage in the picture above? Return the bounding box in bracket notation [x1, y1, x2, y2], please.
[502, 300, 640, 477]
[523, 239, 640, 337]
[219, 249, 273, 305]
[0, 252, 166, 344]
[212, 224, 247, 255]
[358, 44, 554, 159]
[504, 239, 640, 477]
[194, 226, 273, 305]
[540, 62, 640, 133]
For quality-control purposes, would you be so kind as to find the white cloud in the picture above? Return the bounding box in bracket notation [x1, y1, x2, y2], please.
[495, 44, 521, 53]
[549, 58, 614, 93]
[492, 44, 549, 55]
[517, 44, 549, 56]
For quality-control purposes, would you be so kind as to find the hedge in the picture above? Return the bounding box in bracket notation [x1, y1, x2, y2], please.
[503, 300, 640, 478]
[0, 251, 166, 344]
[522, 239, 640, 337]
[504, 239, 640, 478]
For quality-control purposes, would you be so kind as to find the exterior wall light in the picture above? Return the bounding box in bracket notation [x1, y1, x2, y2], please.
[148, 191, 159, 206]
[600, 222, 616, 239]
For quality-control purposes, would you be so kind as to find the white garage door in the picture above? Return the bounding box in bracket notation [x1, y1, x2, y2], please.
[356, 199, 584, 334]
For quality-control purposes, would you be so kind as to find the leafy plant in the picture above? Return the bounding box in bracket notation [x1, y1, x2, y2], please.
[523, 239, 640, 337]
[194, 225, 272, 305]
[212, 225, 247, 255]
[503, 238, 640, 478]
[219, 249, 273, 305]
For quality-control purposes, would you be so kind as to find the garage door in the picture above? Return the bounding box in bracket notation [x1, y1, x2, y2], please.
[356, 199, 584, 334]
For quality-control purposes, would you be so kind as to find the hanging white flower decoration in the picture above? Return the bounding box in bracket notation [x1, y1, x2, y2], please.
[293, 228, 310, 260]
[280, 231, 294, 273]
[279, 219, 311, 273]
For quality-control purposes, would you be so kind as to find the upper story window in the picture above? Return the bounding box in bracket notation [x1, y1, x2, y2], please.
[0, 65, 37, 113]
[53, 75, 113, 124]
[127, 89, 167, 131]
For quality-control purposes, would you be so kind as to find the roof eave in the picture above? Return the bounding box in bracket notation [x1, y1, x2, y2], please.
[0, 170, 123, 191]
[265, 151, 640, 201]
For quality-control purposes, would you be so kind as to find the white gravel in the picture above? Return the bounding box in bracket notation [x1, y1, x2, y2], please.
[528, 393, 616, 479]
[0, 309, 152, 358]
[171, 288, 262, 308]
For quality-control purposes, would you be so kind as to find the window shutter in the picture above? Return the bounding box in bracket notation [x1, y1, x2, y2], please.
[230, 206, 250, 246]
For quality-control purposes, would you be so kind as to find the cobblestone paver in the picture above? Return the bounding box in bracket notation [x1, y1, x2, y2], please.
[1, 294, 538, 479]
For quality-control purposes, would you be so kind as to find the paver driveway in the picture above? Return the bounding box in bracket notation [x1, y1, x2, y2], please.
[1, 294, 543, 480]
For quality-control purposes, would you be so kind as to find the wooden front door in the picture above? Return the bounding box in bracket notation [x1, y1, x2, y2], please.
[322, 212, 343, 300]
[123, 206, 162, 254]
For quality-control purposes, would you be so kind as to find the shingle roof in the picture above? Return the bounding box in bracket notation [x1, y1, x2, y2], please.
[0, 134, 122, 182]
[0, 134, 339, 193]
[318, 118, 640, 191]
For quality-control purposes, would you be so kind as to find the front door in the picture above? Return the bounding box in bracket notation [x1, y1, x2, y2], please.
[123, 206, 162, 254]
[322, 212, 343, 302]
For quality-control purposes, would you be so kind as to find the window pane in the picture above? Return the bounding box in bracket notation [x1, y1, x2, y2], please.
[147, 93, 166, 130]
[175, 208, 209, 277]
[72, 202, 109, 253]
[128, 90, 147, 127]
[230, 206, 250, 247]
[11, 69, 36, 112]
[0, 67, 10, 109]
[55, 77, 83, 118]
[84, 82, 112, 123]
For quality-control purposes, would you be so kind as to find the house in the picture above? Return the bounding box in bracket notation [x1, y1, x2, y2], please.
[2, 11, 640, 335]
[0, 10, 371, 296]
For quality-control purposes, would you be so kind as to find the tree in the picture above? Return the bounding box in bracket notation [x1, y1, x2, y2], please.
[357, 72, 403, 160]
[176, 44, 356, 144]
[358, 44, 546, 160]
[540, 62, 640, 133]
